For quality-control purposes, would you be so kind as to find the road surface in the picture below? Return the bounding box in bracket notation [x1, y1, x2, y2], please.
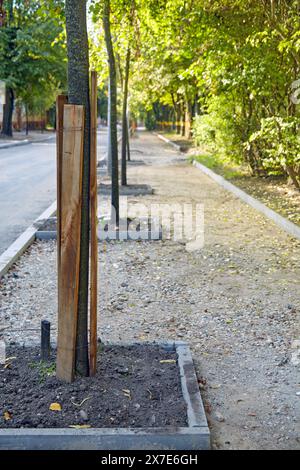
[0, 129, 109, 257]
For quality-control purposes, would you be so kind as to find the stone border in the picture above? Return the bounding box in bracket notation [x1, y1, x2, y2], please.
[36, 217, 57, 241]
[0, 342, 210, 450]
[193, 161, 300, 241]
[0, 134, 55, 151]
[0, 202, 57, 279]
[153, 132, 182, 151]
[98, 184, 153, 196]
[153, 132, 300, 241]
[36, 216, 163, 242]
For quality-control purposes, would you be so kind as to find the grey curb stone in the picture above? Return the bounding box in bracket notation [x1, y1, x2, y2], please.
[0, 201, 57, 279]
[153, 132, 182, 152]
[0, 134, 55, 151]
[0, 342, 210, 450]
[193, 160, 300, 241]
[35, 217, 163, 242]
[98, 184, 154, 196]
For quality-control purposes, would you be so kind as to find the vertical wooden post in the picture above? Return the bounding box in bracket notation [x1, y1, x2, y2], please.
[56, 95, 67, 329]
[56, 104, 85, 383]
[90, 71, 98, 376]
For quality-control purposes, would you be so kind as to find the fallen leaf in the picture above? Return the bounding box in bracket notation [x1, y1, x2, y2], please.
[210, 384, 221, 390]
[204, 402, 212, 414]
[159, 360, 176, 364]
[122, 389, 132, 400]
[49, 402, 62, 411]
[5, 356, 16, 362]
[3, 411, 11, 421]
[69, 425, 91, 429]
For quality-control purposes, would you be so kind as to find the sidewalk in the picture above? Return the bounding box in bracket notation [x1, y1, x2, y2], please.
[0, 131, 55, 150]
[0, 131, 299, 450]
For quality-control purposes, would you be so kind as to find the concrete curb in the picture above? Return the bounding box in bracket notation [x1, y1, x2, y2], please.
[0, 201, 57, 279]
[0, 342, 210, 450]
[153, 132, 182, 151]
[98, 184, 154, 196]
[193, 161, 300, 241]
[0, 134, 55, 151]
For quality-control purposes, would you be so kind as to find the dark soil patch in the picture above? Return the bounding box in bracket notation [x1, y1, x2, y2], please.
[0, 344, 187, 429]
[37, 218, 57, 232]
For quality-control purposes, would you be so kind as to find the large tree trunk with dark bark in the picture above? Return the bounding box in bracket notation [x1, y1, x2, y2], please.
[1, 87, 14, 137]
[65, 0, 90, 377]
[121, 47, 130, 186]
[103, 0, 119, 226]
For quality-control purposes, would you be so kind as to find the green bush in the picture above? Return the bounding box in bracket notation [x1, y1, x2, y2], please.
[250, 117, 300, 189]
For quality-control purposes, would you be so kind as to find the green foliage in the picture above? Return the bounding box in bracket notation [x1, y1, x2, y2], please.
[0, 0, 67, 123]
[250, 117, 300, 185]
[89, 0, 300, 188]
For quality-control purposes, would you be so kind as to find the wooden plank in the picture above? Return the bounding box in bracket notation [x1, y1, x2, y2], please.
[56, 104, 85, 383]
[89, 71, 98, 376]
[56, 95, 67, 337]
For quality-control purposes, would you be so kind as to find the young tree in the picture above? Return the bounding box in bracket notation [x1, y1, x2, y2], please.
[121, 47, 130, 186]
[103, 0, 119, 226]
[65, 0, 91, 376]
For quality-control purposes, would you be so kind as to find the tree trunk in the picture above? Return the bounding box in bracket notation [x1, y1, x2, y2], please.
[181, 102, 185, 137]
[25, 104, 29, 135]
[103, 0, 119, 226]
[1, 87, 14, 137]
[121, 47, 130, 186]
[107, 77, 112, 175]
[185, 99, 192, 139]
[286, 164, 300, 190]
[126, 116, 130, 161]
[65, 0, 91, 377]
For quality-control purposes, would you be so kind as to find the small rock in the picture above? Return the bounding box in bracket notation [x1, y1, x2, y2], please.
[79, 410, 88, 421]
[215, 411, 225, 422]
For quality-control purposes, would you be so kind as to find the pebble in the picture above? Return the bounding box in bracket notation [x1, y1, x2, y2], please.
[215, 412, 225, 423]
[79, 410, 88, 421]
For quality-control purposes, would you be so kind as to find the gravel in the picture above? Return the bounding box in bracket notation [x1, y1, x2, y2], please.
[0, 132, 299, 450]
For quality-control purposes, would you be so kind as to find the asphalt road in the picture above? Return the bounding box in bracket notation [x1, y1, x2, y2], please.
[0, 129, 109, 257]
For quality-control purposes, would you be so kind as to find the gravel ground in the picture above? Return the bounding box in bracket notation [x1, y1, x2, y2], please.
[0, 132, 299, 450]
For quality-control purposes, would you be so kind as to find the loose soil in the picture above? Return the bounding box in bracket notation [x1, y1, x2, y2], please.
[0, 344, 187, 429]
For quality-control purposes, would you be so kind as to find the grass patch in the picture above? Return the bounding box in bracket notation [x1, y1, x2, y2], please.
[191, 153, 246, 180]
[191, 153, 300, 227]
[29, 360, 56, 383]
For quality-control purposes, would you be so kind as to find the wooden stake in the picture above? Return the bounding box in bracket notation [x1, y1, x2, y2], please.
[56, 104, 85, 383]
[89, 71, 98, 376]
[56, 95, 67, 337]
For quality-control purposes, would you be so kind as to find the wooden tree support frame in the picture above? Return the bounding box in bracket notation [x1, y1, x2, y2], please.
[89, 71, 98, 376]
[56, 72, 98, 382]
[56, 104, 85, 383]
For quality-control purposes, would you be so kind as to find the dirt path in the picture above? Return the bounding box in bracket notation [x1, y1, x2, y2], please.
[1, 132, 299, 449]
